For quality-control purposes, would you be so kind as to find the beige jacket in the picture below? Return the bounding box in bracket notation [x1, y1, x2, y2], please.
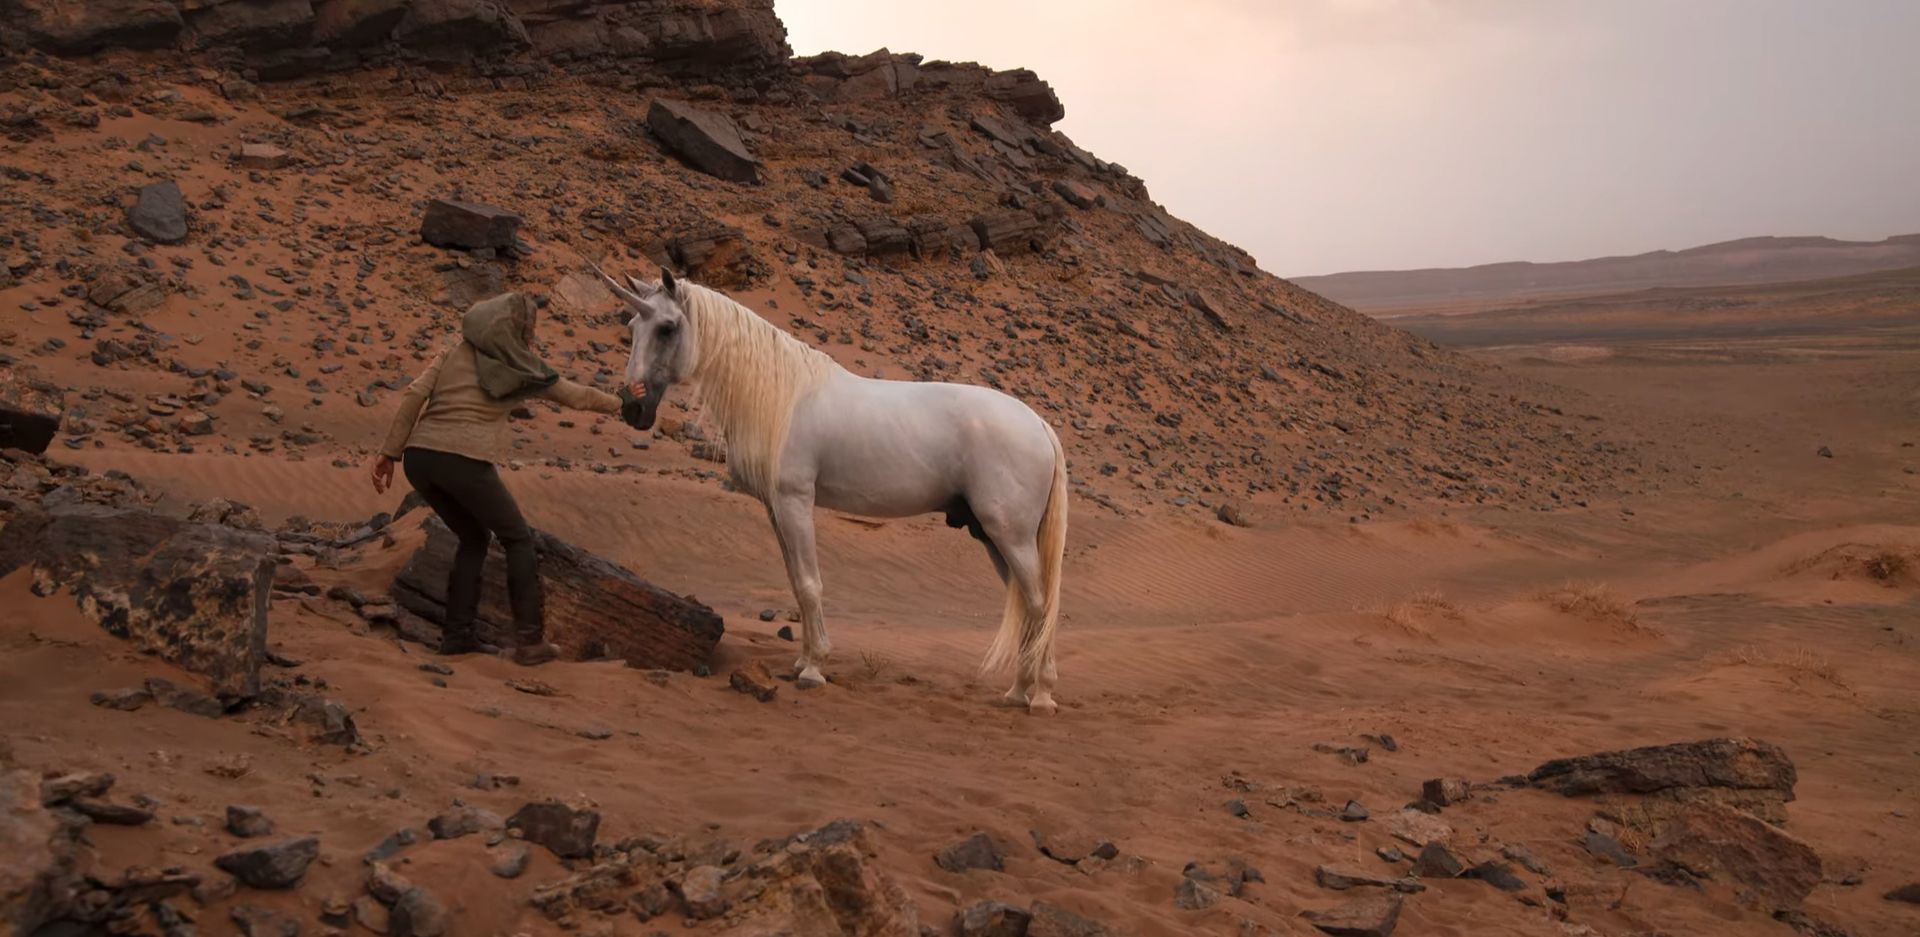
[380, 339, 621, 464]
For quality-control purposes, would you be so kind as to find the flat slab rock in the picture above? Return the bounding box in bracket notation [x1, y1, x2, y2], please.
[0, 505, 272, 699]
[1302, 892, 1403, 937]
[390, 516, 723, 671]
[647, 98, 761, 184]
[1530, 737, 1797, 823]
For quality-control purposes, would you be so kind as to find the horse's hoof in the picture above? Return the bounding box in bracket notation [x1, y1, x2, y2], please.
[796, 666, 827, 689]
[1000, 687, 1028, 708]
[1026, 694, 1058, 716]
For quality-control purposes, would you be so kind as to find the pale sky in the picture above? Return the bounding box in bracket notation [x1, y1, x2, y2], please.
[778, 0, 1920, 277]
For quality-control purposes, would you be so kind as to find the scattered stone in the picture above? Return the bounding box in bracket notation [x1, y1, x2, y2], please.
[230, 904, 301, 937]
[506, 801, 599, 859]
[1302, 892, 1403, 937]
[935, 832, 1005, 873]
[488, 842, 530, 879]
[69, 798, 154, 825]
[128, 179, 188, 243]
[365, 861, 414, 905]
[225, 805, 273, 838]
[1463, 861, 1527, 892]
[957, 899, 1031, 937]
[1500, 843, 1550, 875]
[1315, 865, 1425, 893]
[1313, 742, 1370, 765]
[1817, 446, 1834, 459]
[1174, 875, 1222, 910]
[363, 827, 419, 863]
[1226, 798, 1251, 818]
[40, 771, 115, 805]
[1052, 179, 1099, 209]
[352, 895, 389, 934]
[1885, 883, 1920, 904]
[1385, 808, 1452, 848]
[1341, 800, 1370, 822]
[1027, 901, 1109, 937]
[214, 836, 320, 889]
[427, 804, 502, 840]
[675, 864, 728, 919]
[647, 98, 761, 184]
[1421, 778, 1470, 807]
[1583, 829, 1636, 867]
[237, 143, 292, 170]
[1032, 828, 1119, 864]
[419, 199, 522, 251]
[728, 660, 779, 702]
[1376, 846, 1406, 863]
[389, 887, 448, 937]
[1411, 843, 1463, 879]
[1216, 500, 1251, 527]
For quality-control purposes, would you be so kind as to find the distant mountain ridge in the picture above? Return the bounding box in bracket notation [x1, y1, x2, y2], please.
[1295, 234, 1920, 312]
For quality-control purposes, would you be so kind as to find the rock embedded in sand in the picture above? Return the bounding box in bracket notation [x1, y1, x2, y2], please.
[1384, 808, 1451, 848]
[39, 771, 114, 805]
[419, 199, 523, 252]
[389, 886, 448, 937]
[1026, 901, 1109, 937]
[647, 98, 762, 184]
[1174, 875, 1222, 910]
[1302, 892, 1404, 937]
[1411, 843, 1463, 879]
[1886, 883, 1920, 904]
[237, 143, 293, 170]
[69, 798, 153, 825]
[729, 661, 779, 702]
[1340, 800, 1370, 822]
[225, 805, 273, 838]
[0, 506, 274, 700]
[957, 900, 1031, 937]
[1031, 828, 1119, 865]
[214, 836, 320, 889]
[427, 804, 502, 840]
[935, 832, 1004, 873]
[1315, 865, 1424, 893]
[230, 903, 301, 937]
[488, 842, 529, 879]
[1528, 737, 1797, 824]
[675, 865, 728, 919]
[506, 801, 599, 859]
[1420, 778, 1470, 807]
[1463, 861, 1527, 892]
[1634, 801, 1822, 910]
[128, 179, 189, 243]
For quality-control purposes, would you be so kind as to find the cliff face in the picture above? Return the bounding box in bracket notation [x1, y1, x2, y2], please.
[2, 0, 790, 78]
[0, 0, 1650, 519]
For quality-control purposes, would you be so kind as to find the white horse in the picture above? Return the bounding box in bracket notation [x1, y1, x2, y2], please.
[593, 265, 1070, 714]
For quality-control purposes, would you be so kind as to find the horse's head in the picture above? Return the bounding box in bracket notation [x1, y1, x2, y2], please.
[592, 264, 695, 430]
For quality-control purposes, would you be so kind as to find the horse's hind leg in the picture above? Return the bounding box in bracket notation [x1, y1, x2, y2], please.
[986, 529, 1053, 714]
[767, 494, 830, 687]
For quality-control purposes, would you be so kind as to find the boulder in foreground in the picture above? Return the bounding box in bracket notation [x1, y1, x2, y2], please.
[391, 516, 724, 671]
[419, 199, 523, 251]
[0, 505, 272, 699]
[1529, 737, 1796, 823]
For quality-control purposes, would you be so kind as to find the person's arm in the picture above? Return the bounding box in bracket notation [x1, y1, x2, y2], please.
[544, 377, 622, 415]
[378, 341, 455, 459]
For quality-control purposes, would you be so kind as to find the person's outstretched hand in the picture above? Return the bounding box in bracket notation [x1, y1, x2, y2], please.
[370, 455, 395, 494]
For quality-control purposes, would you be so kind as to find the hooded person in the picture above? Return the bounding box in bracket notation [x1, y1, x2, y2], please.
[371, 291, 650, 664]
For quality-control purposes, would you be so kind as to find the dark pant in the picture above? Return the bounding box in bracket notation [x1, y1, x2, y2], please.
[402, 447, 542, 642]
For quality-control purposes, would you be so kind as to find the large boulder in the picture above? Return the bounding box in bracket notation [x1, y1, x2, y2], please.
[390, 516, 724, 671]
[1530, 737, 1797, 823]
[394, 0, 531, 60]
[127, 180, 189, 245]
[1632, 801, 1822, 910]
[184, 0, 318, 50]
[647, 99, 761, 184]
[0, 506, 273, 700]
[312, 0, 411, 46]
[0, 376, 62, 455]
[1, 769, 84, 935]
[2, 0, 183, 53]
[420, 199, 523, 251]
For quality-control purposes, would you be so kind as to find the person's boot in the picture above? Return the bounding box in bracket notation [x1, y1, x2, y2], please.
[504, 620, 559, 666]
[435, 624, 485, 656]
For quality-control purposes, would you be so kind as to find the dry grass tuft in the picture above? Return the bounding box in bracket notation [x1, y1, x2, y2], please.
[1862, 550, 1911, 583]
[1379, 590, 1462, 638]
[1780, 542, 1920, 586]
[1714, 644, 1849, 690]
[859, 650, 889, 681]
[1538, 581, 1657, 634]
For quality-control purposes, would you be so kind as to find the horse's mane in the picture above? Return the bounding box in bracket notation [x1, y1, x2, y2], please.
[681, 282, 840, 500]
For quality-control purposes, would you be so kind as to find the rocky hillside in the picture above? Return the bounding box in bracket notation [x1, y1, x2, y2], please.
[0, 0, 1653, 520]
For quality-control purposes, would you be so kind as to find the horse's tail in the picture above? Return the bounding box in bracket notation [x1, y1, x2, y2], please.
[983, 420, 1069, 678]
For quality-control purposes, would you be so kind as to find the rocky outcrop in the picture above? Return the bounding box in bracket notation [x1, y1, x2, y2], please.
[1530, 737, 1797, 824]
[0, 505, 273, 699]
[0, 0, 790, 80]
[795, 50, 1065, 126]
[391, 516, 724, 670]
[1, 768, 84, 936]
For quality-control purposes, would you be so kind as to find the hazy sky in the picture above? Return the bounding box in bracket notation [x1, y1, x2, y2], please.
[779, 0, 1920, 276]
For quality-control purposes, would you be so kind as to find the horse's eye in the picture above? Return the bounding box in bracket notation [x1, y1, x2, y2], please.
[657, 322, 678, 338]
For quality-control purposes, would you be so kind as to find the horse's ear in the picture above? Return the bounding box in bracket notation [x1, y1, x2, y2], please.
[661, 267, 678, 296]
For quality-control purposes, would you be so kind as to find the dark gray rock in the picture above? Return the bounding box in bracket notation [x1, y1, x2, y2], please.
[427, 804, 502, 840]
[225, 805, 273, 838]
[5, 0, 183, 53]
[647, 99, 761, 184]
[1027, 901, 1108, 937]
[506, 801, 598, 859]
[935, 832, 1004, 873]
[389, 886, 448, 937]
[1463, 861, 1527, 892]
[956, 900, 1030, 937]
[230, 904, 300, 937]
[128, 180, 188, 244]
[1411, 842, 1463, 879]
[214, 836, 320, 889]
[419, 199, 522, 251]
[488, 842, 530, 879]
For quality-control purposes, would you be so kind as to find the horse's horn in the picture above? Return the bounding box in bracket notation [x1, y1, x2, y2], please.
[586, 259, 648, 306]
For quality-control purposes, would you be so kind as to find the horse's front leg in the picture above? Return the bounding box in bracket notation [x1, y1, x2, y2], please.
[767, 494, 830, 688]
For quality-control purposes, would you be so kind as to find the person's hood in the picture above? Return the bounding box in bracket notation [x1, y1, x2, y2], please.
[462, 292, 558, 400]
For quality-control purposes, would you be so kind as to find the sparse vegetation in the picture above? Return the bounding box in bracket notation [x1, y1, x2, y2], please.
[1714, 644, 1850, 690]
[1380, 590, 1462, 638]
[1538, 582, 1655, 633]
[1863, 550, 1911, 583]
[1780, 542, 1919, 586]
